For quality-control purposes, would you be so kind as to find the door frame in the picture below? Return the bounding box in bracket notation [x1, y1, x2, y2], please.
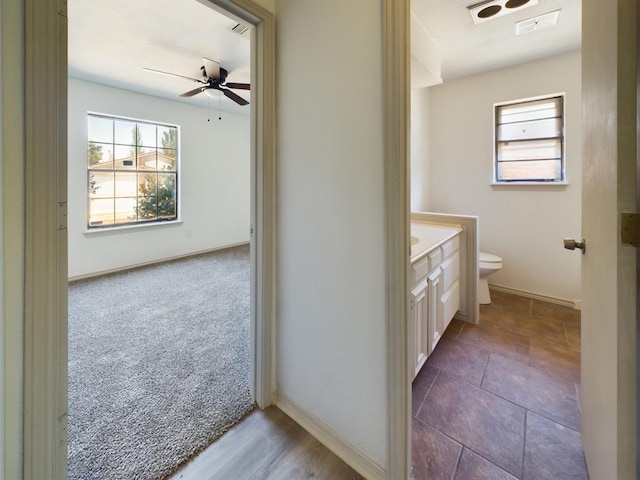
[383, 1, 411, 478]
[23, 0, 275, 476]
[202, 0, 277, 411]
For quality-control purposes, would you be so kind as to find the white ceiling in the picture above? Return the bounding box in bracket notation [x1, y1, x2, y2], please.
[68, 0, 252, 115]
[68, 0, 581, 113]
[411, 0, 581, 80]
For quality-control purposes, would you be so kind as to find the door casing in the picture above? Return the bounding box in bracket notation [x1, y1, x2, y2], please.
[22, 0, 276, 477]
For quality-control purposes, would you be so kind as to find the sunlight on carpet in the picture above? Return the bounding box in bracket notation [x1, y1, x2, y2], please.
[68, 245, 254, 480]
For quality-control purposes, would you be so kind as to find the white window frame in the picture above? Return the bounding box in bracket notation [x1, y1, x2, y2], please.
[86, 112, 181, 231]
[492, 93, 567, 187]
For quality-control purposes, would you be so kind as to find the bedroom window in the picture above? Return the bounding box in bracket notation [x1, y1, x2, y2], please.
[87, 113, 179, 229]
[494, 94, 565, 183]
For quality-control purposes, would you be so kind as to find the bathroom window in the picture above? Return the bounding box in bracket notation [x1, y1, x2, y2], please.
[87, 113, 179, 229]
[494, 94, 565, 183]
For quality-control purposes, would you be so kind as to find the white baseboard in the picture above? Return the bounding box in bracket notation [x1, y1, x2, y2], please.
[489, 284, 581, 310]
[68, 242, 250, 282]
[275, 393, 386, 480]
[454, 311, 474, 324]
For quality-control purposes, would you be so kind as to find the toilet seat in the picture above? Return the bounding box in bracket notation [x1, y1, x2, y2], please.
[479, 252, 502, 263]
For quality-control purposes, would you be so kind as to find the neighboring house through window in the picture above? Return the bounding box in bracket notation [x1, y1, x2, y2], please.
[494, 94, 565, 183]
[87, 113, 179, 228]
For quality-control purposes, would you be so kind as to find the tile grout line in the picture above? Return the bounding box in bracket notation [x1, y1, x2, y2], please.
[412, 292, 585, 480]
[476, 342, 582, 434]
[478, 351, 491, 387]
[415, 368, 440, 418]
[418, 412, 519, 480]
[450, 443, 464, 480]
[520, 410, 529, 480]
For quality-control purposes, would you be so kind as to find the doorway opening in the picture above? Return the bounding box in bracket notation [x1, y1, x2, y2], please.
[66, 1, 255, 477]
[407, 3, 584, 477]
[23, 0, 275, 476]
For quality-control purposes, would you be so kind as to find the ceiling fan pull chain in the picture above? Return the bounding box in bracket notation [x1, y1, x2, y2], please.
[219, 93, 222, 120]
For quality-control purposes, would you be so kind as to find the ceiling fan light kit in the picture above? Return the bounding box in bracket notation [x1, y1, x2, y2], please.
[467, 0, 539, 24]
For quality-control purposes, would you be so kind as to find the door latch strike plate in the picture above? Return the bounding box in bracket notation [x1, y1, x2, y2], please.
[621, 213, 640, 247]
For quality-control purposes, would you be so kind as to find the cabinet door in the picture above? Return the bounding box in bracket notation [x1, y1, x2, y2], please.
[428, 268, 443, 353]
[440, 252, 460, 332]
[410, 279, 429, 379]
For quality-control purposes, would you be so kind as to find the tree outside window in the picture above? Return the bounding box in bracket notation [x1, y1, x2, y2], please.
[87, 114, 179, 228]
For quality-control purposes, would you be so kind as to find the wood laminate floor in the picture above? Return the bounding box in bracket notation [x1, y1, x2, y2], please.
[168, 406, 364, 480]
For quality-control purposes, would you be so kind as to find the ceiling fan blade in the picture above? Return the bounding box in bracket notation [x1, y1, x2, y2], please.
[221, 88, 249, 106]
[224, 82, 251, 90]
[202, 58, 221, 80]
[143, 67, 205, 84]
[180, 87, 205, 97]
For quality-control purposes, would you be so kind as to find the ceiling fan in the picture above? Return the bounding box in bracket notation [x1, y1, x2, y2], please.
[144, 58, 250, 106]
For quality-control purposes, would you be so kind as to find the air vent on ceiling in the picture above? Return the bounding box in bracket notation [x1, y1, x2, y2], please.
[516, 9, 561, 35]
[230, 23, 250, 36]
[468, 0, 539, 25]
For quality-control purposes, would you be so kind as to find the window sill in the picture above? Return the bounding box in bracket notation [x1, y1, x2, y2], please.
[490, 182, 569, 191]
[84, 219, 183, 237]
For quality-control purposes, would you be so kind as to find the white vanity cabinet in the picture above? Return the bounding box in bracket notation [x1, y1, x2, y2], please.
[410, 231, 461, 380]
[409, 277, 429, 378]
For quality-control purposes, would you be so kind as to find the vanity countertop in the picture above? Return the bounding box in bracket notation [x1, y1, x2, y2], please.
[410, 222, 462, 263]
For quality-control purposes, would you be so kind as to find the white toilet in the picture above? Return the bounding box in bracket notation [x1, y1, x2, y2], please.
[479, 252, 502, 304]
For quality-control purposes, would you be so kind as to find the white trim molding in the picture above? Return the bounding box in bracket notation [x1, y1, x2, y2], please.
[24, 0, 68, 477]
[67, 242, 249, 282]
[2, 0, 27, 478]
[276, 394, 386, 480]
[383, 0, 411, 478]
[490, 284, 581, 310]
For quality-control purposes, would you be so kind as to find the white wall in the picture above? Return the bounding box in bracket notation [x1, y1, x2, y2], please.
[423, 51, 582, 304]
[275, 0, 388, 471]
[68, 78, 250, 278]
[410, 87, 430, 212]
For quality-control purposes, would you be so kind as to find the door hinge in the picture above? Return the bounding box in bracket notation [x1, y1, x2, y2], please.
[57, 202, 67, 230]
[621, 213, 640, 247]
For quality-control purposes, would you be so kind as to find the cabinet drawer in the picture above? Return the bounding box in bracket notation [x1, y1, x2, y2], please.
[440, 252, 460, 292]
[441, 235, 460, 260]
[412, 256, 430, 284]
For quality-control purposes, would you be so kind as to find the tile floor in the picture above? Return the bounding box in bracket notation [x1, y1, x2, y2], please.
[412, 290, 589, 480]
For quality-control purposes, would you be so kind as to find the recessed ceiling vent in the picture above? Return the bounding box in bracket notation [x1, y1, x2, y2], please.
[468, 0, 539, 24]
[516, 9, 561, 35]
[230, 23, 250, 36]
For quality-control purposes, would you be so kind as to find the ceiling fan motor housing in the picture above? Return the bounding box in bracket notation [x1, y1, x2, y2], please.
[201, 65, 228, 84]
